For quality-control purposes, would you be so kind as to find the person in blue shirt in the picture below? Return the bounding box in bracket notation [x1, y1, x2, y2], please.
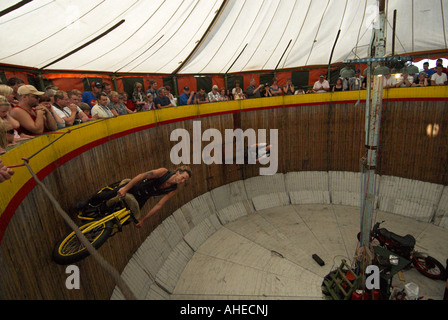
[154, 87, 175, 109]
[145, 80, 159, 100]
[82, 81, 102, 108]
[420, 62, 435, 79]
[179, 86, 196, 106]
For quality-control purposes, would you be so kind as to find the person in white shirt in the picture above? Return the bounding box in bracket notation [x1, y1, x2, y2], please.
[395, 73, 414, 87]
[294, 87, 306, 95]
[231, 81, 243, 99]
[91, 93, 118, 119]
[53, 90, 91, 126]
[68, 90, 93, 122]
[52, 91, 79, 126]
[246, 143, 271, 163]
[310, 74, 330, 93]
[231, 143, 272, 164]
[208, 85, 222, 102]
[234, 87, 245, 100]
[383, 74, 397, 88]
[431, 64, 448, 86]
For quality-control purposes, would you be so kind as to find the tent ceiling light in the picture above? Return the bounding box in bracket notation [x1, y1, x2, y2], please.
[0, 1, 443, 74]
[340, 67, 355, 78]
[406, 65, 420, 75]
[373, 65, 391, 75]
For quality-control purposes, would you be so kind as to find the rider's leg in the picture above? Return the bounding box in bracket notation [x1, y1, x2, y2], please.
[82, 179, 130, 215]
[88, 185, 119, 206]
[106, 193, 141, 219]
[104, 179, 141, 218]
[89, 179, 130, 204]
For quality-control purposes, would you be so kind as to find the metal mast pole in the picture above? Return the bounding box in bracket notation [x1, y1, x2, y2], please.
[360, 0, 386, 249]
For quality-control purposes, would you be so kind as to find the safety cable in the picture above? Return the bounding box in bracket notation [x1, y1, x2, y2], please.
[5, 125, 137, 300]
[22, 160, 137, 300]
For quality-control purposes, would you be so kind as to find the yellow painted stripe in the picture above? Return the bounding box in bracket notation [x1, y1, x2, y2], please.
[1, 86, 446, 219]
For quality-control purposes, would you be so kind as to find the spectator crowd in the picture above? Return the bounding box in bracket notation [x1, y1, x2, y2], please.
[177, 59, 448, 104]
[1, 58, 447, 158]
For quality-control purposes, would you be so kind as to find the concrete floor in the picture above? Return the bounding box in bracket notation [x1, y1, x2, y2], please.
[171, 204, 448, 300]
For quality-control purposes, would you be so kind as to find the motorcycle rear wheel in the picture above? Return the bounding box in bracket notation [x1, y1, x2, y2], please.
[412, 253, 447, 280]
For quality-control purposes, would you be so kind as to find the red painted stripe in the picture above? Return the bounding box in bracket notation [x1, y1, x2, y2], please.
[0, 122, 156, 242]
[0, 96, 446, 243]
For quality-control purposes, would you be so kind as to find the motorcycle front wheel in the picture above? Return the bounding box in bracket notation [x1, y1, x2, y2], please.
[52, 220, 114, 265]
[412, 253, 447, 280]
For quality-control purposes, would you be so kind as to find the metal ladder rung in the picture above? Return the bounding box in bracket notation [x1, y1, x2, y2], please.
[323, 259, 362, 300]
[337, 269, 353, 286]
[323, 279, 340, 300]
[330, 273, 348, 297]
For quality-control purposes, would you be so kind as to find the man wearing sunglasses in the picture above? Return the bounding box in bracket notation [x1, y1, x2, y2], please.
[9, 85, 57, 135]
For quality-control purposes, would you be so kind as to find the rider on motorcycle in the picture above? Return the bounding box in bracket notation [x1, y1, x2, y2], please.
[81, 166, 191, 228]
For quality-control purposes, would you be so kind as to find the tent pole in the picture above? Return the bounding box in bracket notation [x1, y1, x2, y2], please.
[327, 30, 341, 84]
[360, 0, 386, 253]
[39, 20, 126, 70]
[172, 75, 178, 97]
[171, 0, 229, 76]
[275, 40, 292, 73]
[225, 43, 248, 75]
[0, 0, 32, 18]
[392, 10, 397, 56]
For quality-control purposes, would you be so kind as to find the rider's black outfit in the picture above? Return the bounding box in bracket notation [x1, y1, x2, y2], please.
[84, 170, 177, 214]
[126, 170, 177, 208]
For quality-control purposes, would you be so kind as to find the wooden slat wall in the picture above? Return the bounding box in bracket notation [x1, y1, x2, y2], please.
[0, 97, 447, 299]
[378, 100, 448, 183]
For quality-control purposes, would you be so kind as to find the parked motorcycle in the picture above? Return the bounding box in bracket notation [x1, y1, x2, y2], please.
[360, 221, 446, 280]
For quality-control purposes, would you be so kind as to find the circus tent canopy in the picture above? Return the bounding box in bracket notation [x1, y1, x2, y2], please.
[0, 0, 447, 75]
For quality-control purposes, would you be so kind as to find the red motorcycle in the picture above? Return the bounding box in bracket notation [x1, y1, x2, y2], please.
[361, 221, 446, 280]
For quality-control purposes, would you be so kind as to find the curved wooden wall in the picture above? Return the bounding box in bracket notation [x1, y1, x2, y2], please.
[0, 87, 447, 299]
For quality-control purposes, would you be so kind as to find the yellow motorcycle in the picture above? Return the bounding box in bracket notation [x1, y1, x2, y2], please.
[52, 182, 138, 265]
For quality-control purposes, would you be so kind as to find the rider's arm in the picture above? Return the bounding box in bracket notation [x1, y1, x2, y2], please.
[117, 168, 167, 197]
[137, 190, 177, 228]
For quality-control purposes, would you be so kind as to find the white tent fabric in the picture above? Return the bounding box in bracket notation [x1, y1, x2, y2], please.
[0, 0, 447, 75]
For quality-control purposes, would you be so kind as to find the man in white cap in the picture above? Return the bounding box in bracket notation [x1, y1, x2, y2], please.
[10, 85, 57, 135]
[208, 85, 222, 102]
[311, 74, 330, 93]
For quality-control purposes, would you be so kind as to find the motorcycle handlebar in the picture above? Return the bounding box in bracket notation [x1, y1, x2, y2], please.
[372, 220, 385, 232]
